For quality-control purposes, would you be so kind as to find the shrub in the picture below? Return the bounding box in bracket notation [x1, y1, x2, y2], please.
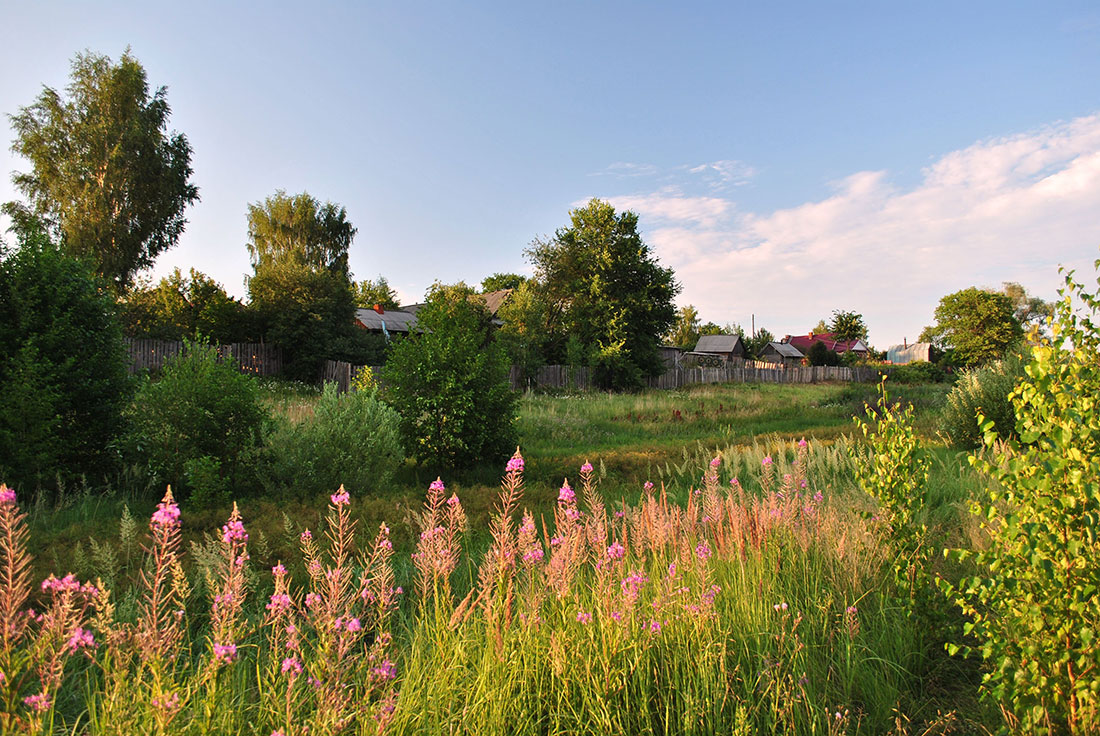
[887, 361, 947, 384]
[806, 340, 841, 366]
[263, 382, 403, 499]
[0, 225, 129, 492]
[383, 283, 518, 469]
[942, 261, 1100, 734]
[939, 354, 1025, 448]
[126, 340, 268, 503]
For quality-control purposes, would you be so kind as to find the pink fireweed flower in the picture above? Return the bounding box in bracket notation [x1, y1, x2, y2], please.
[272, 731, 286, 736]
[710, 456, 721, 468]
[213, 642, 237, 664]
[614, 510, 625, 518]
[300, 529, 312, 542]
[774, 602, 788, 612]
[42, 573, 80, 594]
[429, 477, 446, 493]
[446, 493, 460, 507]
[506, 454, 525, 473]
[558, 482, 575, 504]
[798, 437, 808, 448]
[643, 481, 654, 492]
[610, 610, 623, 622]
[812, 491, 823, 503]
[607, 541, 626, 560]
[267, 593, 292, 612]
[373, 659, 398, 681]
[730, 477, 740, 488]
[695, 541, 713, 561]
[647, 619, 664, 634]
[24, 692, 51, 712]
[67, 627, 96, 653]
[151, 499, 181, 529]
[151, 692, 180, 713]
[576, 611, 593, 624]
[522, 548, 544, 564]
[272, 563, 287, 577]
[330, 487, 350, 507]
[346, 618, 362, 633]
[580, 461, 593, 474]
[221, 519, 248, 544]
[305, 593, 322, 610]
[762, 456, 773, 467]
[0, 485, 16, 506]
[549, 536, 563, 547]
[281, 657, 303, 676]
[565, 507, 581, 521]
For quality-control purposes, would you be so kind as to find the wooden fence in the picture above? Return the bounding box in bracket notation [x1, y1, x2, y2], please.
[125, 338, 283, 376]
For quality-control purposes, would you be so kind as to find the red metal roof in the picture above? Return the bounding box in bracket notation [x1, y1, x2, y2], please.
[785, 332, 868, 354]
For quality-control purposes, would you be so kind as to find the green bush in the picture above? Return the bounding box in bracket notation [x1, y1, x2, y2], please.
[942, 261, 1100, 734]
[0, 225, 130, 492]
[262, 381, 403, 498]
[126, 340, 268, 503]
[940, 354, 1025, 448]
[383, 283, 518, 469]
[887, 361, 947, 384]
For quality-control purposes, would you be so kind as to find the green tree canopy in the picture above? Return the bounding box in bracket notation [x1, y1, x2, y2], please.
[354, 275, 401, 311]
[1002, 281, 1054, 337]
[828, 310, 868, 342]
[119, 268, 251, 343]
[920, 287, 1023, 367]
[525, 199, 680, 390]
[5, 50, 198, 292]
[744, 328, 774, 360]
[481, 272, 528, 292]
[382, 282, 517, 469]
[667, 304, 702, 349]
[0, 223, 129, 492]
[246, 191, 357, 380]
[495, 279, 550, 383]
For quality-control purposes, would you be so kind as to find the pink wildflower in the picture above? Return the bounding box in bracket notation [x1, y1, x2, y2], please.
[330, 487, 350, 507]
[695, 541, 713, 561]
[446, 493, 460, 507]
[643, 481, 654, 492]
[213, 642, 237, 664]
[272, 563, 287, 576]
[710, 456, 721, 468]
[614, 510, 625, 518]
[506, 454, 525, 473]
[267, 593, 292, 612]
[0, 485, 16, 505]
[607, 541, 626, 560]
[305, 593, 322, 610]
[580, 461, 593, 474]
[610, 610, 623, 622]
[300, 529, 312, 542]
[774, 602, 788, 612]
[576, 611, 593, 624]
[151, 499, 181, 529]
[24, 692, 51, 712]
[221, 519, 248, 544]
[67, 627, 96, 653]
[373, 659, 397, 681]
[522, 549, 544, 563]
[429, 478, 445, 493]
[281, 657, 303, 676]
[346, 618, 362, 633]
[558, 482, 575, 504]
[762, 456, 773, 467]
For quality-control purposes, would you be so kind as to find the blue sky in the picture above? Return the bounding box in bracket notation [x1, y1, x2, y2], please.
[2, 1, 1099, 347]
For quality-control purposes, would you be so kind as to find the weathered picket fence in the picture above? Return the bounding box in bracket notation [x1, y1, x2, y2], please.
[124, 338, 282, 376]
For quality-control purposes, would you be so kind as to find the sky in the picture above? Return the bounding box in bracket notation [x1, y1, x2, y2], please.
[1, 1, 1099, 348]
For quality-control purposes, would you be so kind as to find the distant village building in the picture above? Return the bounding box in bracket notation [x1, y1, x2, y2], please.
[760, 341, 804, 367]
[783, 332, 869, 357]
[887, 341, 933, 364]
[355, 304, 417, 338]
[686, 334, 746, 363]
[657, 345, 685, 370]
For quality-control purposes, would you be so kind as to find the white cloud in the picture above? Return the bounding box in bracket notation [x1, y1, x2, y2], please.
[611, 114, 1100, 347]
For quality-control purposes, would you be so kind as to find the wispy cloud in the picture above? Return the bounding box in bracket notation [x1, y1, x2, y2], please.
[604, 114, 1100, 347]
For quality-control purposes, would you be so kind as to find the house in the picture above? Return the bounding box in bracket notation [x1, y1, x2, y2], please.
[657, 345, 685, 370]
[355, 304, 418, 337]
[760, 341, 804, 367]
[784, 332, 869, 357]
[886, 341, 933, 364]
[687, 334, 746, 362]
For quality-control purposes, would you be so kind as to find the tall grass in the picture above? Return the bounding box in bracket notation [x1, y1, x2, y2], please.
[0, 437, 961, 735]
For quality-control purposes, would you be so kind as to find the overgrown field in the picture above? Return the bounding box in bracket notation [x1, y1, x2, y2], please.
[4, 379, 1006, 734]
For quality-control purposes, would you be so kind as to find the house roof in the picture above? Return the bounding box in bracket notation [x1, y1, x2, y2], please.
[694, 334, 744, 354]
[785, 332, 868, 354]
[478, 288, 513, 316]
[766, 342, 804, 358]
[355, 308, 417, 333]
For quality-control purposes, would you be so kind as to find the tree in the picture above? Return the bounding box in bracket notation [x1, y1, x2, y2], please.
[700, 322, 725, 337]
[744, 328, 774, 360]
[525, 199, 680, 390]
[354, 275, 401, 311]
[246, 191, 358, 381]
[920, 287, 1023, 367]
[811, 319, 829, 334]
[1002, 281, 1054, 337]
[667, 305, 702, 349]
[495, 280, 550, 384]
[119, 268, 251, 343]
[383, 282, 517, 469]
[807, 340, 841, 366]
[828, 310, 868, 342]
[481, 272, 528, 293]
[5, 50, 198, 292]
[0, 223, 129, 492]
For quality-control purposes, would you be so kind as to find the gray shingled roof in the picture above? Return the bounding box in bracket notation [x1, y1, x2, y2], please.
[355, 308, 417, 333]
[694, 334, 743, 354]
[767, 342, 804, 358]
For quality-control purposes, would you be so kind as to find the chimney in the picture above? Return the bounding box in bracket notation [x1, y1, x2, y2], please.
[904, 337, 907, 347]
[373, 304, 384, 314]
[808, 331, 814, 339]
